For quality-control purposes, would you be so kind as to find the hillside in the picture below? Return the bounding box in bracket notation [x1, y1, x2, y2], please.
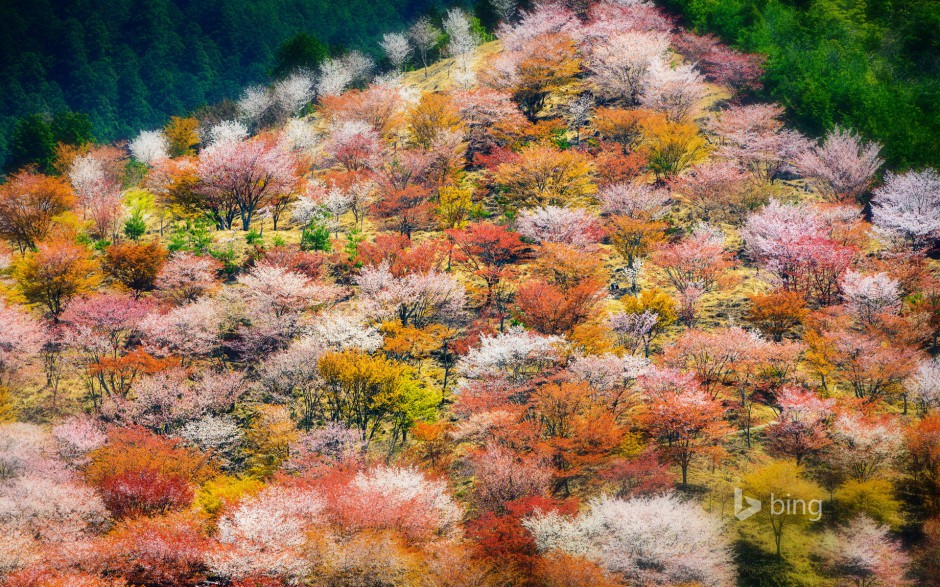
[1, 1, 940, 586]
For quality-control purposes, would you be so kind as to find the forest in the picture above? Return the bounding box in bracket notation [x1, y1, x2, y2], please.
[661, 0, 940, 169]
[1, 0, 940, 586]
[0, 0, 466, 168]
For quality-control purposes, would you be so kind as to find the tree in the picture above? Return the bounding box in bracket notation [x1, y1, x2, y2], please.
[765, 387, 834, 465]
[639, 387, 728, 485]
[608, 214, 667, 279]
[448, 222, 527, 324]
[0, 171, 75, 253]
[524, 495, 734, 587]
[381, 32, 413, 72]
[163, 116, 200, 157]
[129, 130, 169, 165]
[748, 290, 807, 341]
[460, 327, 561, 383]
[15, 239, 100, 320]
[821, 516, 911, 587]
[871, 169, 940, 250]
[409, 17, 441, 77]
[514, 278, 603, 336]
[796, 127, 883, 201]
[669, 160, 755, 224]
[583, 31, 670, 104]
[67, 147, 126, 241]
[6, 114, 56, 173]
[317, 349, 413, 445]
[356, 262, 465, 328]
[639, 60, 706, 122]
[830, 413, 902, 481]
[198, 137, 300, 230]
[493, 145, 596, 209]
[104, 241, 168, 297]
[209, 484, 325, 581]
[841, 270, 901, 324]
[673, 32, 764, 95]
[407, 92, 464, 150]
[652, 224, 735, 295]
[743, 460, 824, 560]
[741, 200, 858, 305]
[272, 32, 327, 79]
[637, 113, 709, 179]
[0, 304, 45, 392]
[471, 443, 551, 512]
[485, 33, 581, 120]
[154, 252, 219, 303]
[94, 514, 209, 586]
[516, 206, 604, 248]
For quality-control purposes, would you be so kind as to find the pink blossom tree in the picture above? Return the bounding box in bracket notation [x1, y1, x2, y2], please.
[584, 31, 670, 104]
[356, 262, 465, 327]
[598, 181, 671, 219]
[765, 387, 834, 465]
[198, 137, 301, 230]
[0, 303, 45, 391]
[821, 516, 911, 587]
[796, 127, 883, 201]
[155, 252, 220, 304]
[210, 484, 326, 581]
[140, 298, 224, 364]
[515, 206, 605, 248]
[711, 103, 811, 182]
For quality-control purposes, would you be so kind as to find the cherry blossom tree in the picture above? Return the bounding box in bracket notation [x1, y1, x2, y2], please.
[0, 303, 45, 391]
[68, 149, 126, 240]
[907, 358, 940, 414]
[516, 206, 604, 247]
[598, 182, 670, 219]
[830, 413, 902, 481]
[128, 130, 170, 165]
[871, 169, 940, 250]
[460, 327, 562, 383]
[841, 270, 901, 324]
[741, 200, 857, 304]
[796, 127, 883, 201]
[471, 442, 551, 511]
[409, 17, 441, 76]
[765, 387, 834, 465]
[639, 59, 706, 122]
[524, 494, 734, 587]
[653, 224, 734, 296]
[205, 120, 249, 147]
[821, 516, 911, 587]
[710, 103, 811, 182]
[356, 262, 465, 327]
[584, 31, 670, 104]
[155, 252, 220, 303]
[210, 484, 326, 581]
[381, 32, 413, 72]
[140, 298, 224, 364]
[198, 137, 301, 230]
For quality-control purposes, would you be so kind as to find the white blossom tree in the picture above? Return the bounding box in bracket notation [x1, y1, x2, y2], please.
[129, 130, 169, 165]
[871, 168, 940, 250]
[524, 494, 734, 587]
[381, 32, 413, 72]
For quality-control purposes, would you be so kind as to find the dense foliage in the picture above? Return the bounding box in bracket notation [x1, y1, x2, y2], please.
[662, 0, 940, 169]
[0, 0, 464, 168]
